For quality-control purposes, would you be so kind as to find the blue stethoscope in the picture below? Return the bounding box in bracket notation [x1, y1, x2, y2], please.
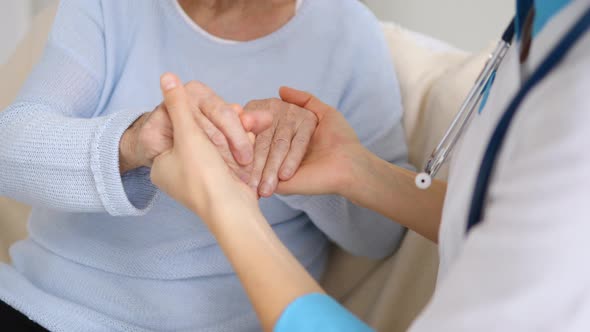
[414, 5, 590, 233]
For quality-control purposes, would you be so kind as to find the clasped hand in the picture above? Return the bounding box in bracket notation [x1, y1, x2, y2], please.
[148, 73, 364, 224]
[120, 76, 319, 198]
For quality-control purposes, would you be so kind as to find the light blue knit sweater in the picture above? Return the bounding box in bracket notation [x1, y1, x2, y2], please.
[0, 0, 408, 331]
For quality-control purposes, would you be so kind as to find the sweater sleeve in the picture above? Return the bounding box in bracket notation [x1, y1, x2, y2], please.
[0, 0, 157, 216]
[278, 7, 410, 259]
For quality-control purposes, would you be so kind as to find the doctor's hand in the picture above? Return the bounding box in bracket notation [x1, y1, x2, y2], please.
[244, 98, 319, 197]
[275, 87, 366, 199]
[151, 74, 269, 221]
[119, 81, 268, 182]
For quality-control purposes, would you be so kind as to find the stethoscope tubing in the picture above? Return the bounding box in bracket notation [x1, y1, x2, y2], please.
[416, 20, 516, 189]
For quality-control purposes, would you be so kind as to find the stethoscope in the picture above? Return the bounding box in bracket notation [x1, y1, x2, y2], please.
[414, 5, 590, 232]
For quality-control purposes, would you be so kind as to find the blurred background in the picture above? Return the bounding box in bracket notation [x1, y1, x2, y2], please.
[0, 0, 514, 65]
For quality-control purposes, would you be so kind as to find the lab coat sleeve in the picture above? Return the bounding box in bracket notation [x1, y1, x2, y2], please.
[274, 293, 374, 332]
[409, 57, 590, 331]
[0, 0, 157, 215]
[278, 5, 411, 259]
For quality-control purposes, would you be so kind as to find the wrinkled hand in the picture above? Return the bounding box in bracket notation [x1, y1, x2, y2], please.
[151, 73, 270, 220]
[119, 103, 173, 173]
[244, 98, 319, 197]
[119, 81, 269, 182]
[275, 87, 365, 198]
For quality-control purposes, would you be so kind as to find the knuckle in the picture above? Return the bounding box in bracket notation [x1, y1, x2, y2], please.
[259, 129, 274, 138]
[229, 103, 242, 113]
[243, 100, 255, 109]
[243, 100, 262, 110]
[270, 98, 283, 110]
[137, 121, 158, 139]
[282, 117, 298, 129]
[202, 123, 217, 138]
[218, 105, 236, 117]
[137, 132, 150, 148]
[293, 135, 310, 146]
[153, 103, 164, 113]
[256, 139, 272, 153]
[304, 110, 318, 123]
[210, 130, 228, 147]
[248, 99, 264, 106]
[213, 106, 239, 124]
[273, 137, 291, 150]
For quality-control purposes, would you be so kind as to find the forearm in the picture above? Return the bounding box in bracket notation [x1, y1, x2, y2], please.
[204, 200, 324, 332]
[346, 148, 447, 243]
[0, 106, 155, 215]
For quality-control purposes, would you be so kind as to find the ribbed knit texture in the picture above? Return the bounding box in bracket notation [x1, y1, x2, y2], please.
[0, 0, 408, 331]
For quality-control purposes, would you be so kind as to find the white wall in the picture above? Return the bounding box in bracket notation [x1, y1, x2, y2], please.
[0, 1, 33, 64]
[0, 0, 52, 65]
[365, 0, 514, 51]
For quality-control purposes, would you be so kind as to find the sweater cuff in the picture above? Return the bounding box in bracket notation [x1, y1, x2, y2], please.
[91, 108, 157, 216]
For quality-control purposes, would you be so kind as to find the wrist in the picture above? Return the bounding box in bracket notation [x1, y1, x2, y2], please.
[119, 125, 140, 173]
[200, 191, 261, 231]
[339, 146, 376, 204]
[185, 176, 260, 229]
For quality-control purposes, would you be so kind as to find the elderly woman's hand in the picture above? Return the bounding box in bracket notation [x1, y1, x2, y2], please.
[151, 73, 266, 221]
[119, 81, 269, 182]
[275, 87, 364, 199]
[243, 98, 319, 197]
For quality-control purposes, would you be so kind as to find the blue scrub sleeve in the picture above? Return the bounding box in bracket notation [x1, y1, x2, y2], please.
[274, 293, 375, 332]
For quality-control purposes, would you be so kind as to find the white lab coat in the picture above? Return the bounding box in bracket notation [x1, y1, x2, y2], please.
[410, 0, 590, 331]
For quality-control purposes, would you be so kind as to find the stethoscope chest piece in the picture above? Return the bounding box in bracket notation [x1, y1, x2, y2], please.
[415, 173, 432, 190]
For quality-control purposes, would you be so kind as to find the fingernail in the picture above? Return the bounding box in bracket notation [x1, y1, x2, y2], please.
[239, 149, 253, 164]
[281, 168, 293, 179]
[161, 74, 178, 91]
[260, 182, 273, 197]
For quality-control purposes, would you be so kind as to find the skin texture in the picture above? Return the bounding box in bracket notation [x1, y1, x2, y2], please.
[151, 73, 447, 331]
[119, 82, 267, 181]
[244, 99, 318, 197]
[178, 0, 297, 41]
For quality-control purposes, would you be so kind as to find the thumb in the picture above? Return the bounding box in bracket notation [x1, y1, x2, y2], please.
[279, 87, 334, 121]
[240, 110, 273, 135]
[275, 170, 322, 197]
[160, 73, 197, 138]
